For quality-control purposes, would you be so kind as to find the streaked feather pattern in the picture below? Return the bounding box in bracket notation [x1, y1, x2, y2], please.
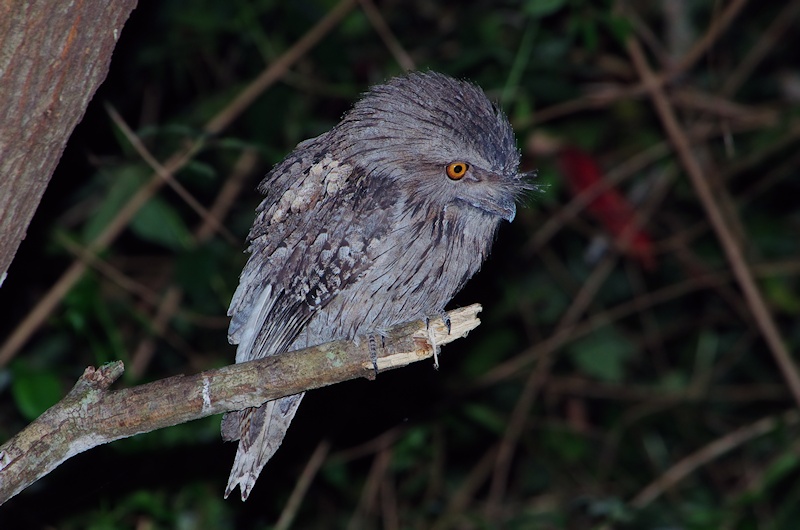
[224, 72, 528, 500]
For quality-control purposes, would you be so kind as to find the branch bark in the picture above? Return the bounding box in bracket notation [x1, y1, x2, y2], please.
[0, 304, 482, 505]
[0, 0, 138, 281]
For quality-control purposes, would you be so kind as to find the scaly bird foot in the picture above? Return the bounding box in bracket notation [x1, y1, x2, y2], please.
[368, 334, 380, 376]
[425, 312, 451, 369]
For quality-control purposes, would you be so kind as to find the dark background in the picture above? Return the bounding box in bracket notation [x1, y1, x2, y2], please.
[2, 1, 800, 528]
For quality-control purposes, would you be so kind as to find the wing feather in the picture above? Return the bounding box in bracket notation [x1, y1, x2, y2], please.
[228, 144, 393, 362]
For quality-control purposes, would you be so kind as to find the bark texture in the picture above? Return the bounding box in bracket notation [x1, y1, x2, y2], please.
[0, 304, 481, 504]
[0, 0, 138, 280]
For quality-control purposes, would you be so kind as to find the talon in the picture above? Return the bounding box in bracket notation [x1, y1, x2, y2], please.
[425, 313, 448, 369]
[368, 334, 379, 376]
[428, 325, 440, 370]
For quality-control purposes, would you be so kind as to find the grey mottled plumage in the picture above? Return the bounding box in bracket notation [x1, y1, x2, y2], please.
[224, 71, 528, 500]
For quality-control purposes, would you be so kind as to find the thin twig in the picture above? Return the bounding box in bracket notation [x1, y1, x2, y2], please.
[524, 112, 775, 257]
[669, 87, 777, 123]
[380, 464, 400, 530]
[105, 104, 238, 245]
[477, 265, 727, 388]
[667, 0, 750, 78]
[274, 440, 332, 530]
[129, 148, 259, 377]
[721, 0, 800, 97]
[439, 444, 499, 524]
[347, 447, 393, 530]
[545, 378, 787, 403]
[0, 144, 199, 368]
[483, 348, 548, 521]
[334, 426, 402, 463]
[630, 410, 799, 508]
[485, 250, 616, 517]
[130, 287, 184, 378]
[626, 34, 800, 409]
[205, 0, 358, 135]
[0, 0, 357, 368]
[198, 148, 260, 242]
[55, 233, 163, 308]
[486, 137, 669, 517]
[529, 0, 750, 127]
[358, 0, 415, 71]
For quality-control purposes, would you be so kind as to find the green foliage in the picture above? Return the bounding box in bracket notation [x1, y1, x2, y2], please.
[131, 195, 193, 251]
[2, 1, 800, 529]
[462, 402, 508, 435]
[567, 328, 634, 382]
[81, 165, 150, 243]
[60, 486, 234, 530]
[523, 0, 566, 19]
[10, 360, 63, 421]
[543, 428, 590, 463]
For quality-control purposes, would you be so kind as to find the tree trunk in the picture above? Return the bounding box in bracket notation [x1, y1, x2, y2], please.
[0, 0, 138, 280]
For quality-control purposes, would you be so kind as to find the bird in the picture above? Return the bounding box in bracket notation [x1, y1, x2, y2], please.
[222, 71, 529, 500]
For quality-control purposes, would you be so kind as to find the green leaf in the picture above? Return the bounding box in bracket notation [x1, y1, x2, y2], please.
[131, 195, 192, 250]
[658, 370, 689, 391]
[463, 403, 507, 434]
[523, 0, 567, 18]
[567, 328, 634, 382]
[604, 14, 634, 44]
[182, 159, 218, 183]
[577, 17, 599, 51]
[176, 244, 218, 300]
[761, 452, 800, 494]
[461, 327, 517, 377]
[322, 459, 350, 493]
[765, 277, 800, 313]
[82, 166, 148, 243]
[11, 362, 63, 420]
[543, 429, 588, 463]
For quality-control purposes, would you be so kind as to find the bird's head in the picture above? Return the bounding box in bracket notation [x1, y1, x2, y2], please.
[335, 71, 532, 223]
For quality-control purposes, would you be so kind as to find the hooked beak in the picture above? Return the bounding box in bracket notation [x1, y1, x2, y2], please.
[498, 200, 517, 222]
[458, 167, 519, 222]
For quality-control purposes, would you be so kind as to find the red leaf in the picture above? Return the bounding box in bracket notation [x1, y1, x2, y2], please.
[557, 146, 655, 269]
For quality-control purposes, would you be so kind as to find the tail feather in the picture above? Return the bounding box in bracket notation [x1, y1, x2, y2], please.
[224, 393, 305, 501]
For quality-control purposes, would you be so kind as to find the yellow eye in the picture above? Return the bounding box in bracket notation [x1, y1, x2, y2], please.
[445, 162, 469, 180]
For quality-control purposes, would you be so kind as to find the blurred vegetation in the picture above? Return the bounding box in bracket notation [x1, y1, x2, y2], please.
[2, 0, 800, 528]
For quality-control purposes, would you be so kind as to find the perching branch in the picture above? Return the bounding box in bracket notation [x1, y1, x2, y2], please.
[0, 304, 481, 505]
